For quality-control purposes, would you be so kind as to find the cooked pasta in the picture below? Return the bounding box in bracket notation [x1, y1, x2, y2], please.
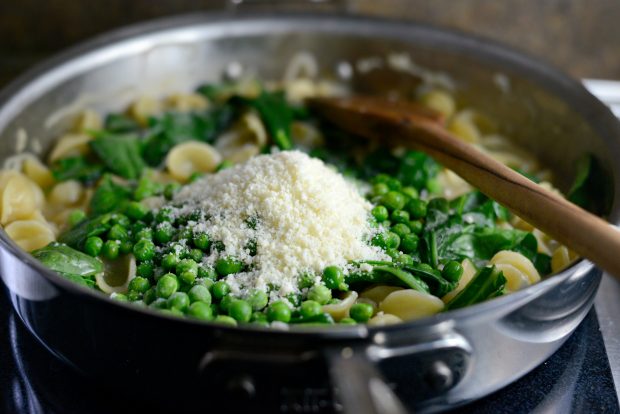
[48, 133, 92, 163]
[165, 141, 222, 181]
[379, 289, 445, 321]
[5, 219, 56, 252]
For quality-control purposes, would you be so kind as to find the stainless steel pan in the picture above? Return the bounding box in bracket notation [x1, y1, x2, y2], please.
[0, 13, 619, 413]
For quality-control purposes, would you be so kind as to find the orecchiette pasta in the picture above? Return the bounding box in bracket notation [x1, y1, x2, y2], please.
[127, 96, 162, 126]
[379, 289, 445, 321]
[0, 173, 44, 225]
[551, 246, 578, 273]
[4, 219, 55, 252]
[23, 155, 55, 190]
[95, 254, 136, 294]
[291, 121, 324, 149]
[360, 285, 404, 304]
[215, 111, 267, 164]
[165, 93, 209, 112]
[165, 141, 222, 182]
[490, 250, 540, 286]
[73, 110, 102, 133]
[368, 313, 402, 326]
[322, 291, 358, 321]
[419, 89, 456, 118]
[48, 180, 84, 206]
[48, 133, 92, 163]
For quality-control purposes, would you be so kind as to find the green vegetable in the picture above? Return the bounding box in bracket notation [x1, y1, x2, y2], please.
[349, 303, 374, 322]
[128, 276, 151, 294]
[90, 175, 132, 215]
[442, 261, 463, 282]
[229, 300, 252, 322]
[156, 274, 179, 299]
[247, 289, 268, 311]
[193, 232, 211, 250]
[445, 265, 506, 310]
[214, 315, 238, 326]
[154, 222, 174, 244]
[89, 131, 146, 179]
[125, 201, 148, 221]
[300, 300, 322, 319]
[68, 210, 87, 227]
[168, 292, 190, 311]
[307, 285, 332, 305]
[31, 243, 103, 287]
[188, 301, 213, 320]
[215, 257, 243, 276]
[267, 301, 292, 323]
[238, 91, 293, 150]
[101, 240, 119, 260]
[188, 285, 212, 305]
[104, 113, 140, 133]
[51, 156, 105, 184]
[567, 154, 612, 215]
[382, 191, 406, 211]
[84, 236, 103, 257]
[211, 281, 230, 300]
[371, 205, 389, 222]
[322, 266, 348, 291]
[133, 239, 156, 261]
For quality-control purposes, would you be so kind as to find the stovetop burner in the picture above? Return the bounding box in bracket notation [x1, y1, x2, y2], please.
[0, 288, 617, 413]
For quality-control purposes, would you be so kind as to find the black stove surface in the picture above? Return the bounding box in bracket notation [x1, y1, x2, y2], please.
[1, 289, 618, 414]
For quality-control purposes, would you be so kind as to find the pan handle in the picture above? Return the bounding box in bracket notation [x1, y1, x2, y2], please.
[324, 345, 408, 414]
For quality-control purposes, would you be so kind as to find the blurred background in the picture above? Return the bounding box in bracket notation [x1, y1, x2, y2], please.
[0, 0, 618, 86]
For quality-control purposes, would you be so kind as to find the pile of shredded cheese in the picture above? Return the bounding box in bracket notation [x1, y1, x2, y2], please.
[170, 150, 387, 302]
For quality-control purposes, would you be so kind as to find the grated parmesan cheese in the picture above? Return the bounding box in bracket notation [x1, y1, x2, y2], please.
[170, 150, 388, 302]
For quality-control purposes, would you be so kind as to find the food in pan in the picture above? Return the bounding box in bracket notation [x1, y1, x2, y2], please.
[0, 55, 601, 328]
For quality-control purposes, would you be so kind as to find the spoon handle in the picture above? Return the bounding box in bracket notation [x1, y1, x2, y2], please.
[310, 96, 620, 278]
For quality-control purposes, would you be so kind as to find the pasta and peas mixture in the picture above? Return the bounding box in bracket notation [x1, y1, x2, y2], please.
[1, 62, 594, 328]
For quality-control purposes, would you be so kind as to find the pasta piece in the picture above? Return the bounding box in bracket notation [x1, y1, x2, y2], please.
[96, 254, 136, 294]
[442, 259, 477, 303]
[493, 263, 530, 292]
[448, 110, 481, 144]
[368, 313, 402, 326]
[551, 246, 578, 273]
[48, 180, 83, 206]
[322, 291, 358, 321]
[5, 219, 55, 251]
[23, 155, 55, 190]
[379, 290, 444, 321]
[127, 96, 161, 126]
[48, 133, 92, 163]
[292, 121, 324, 149]
[227, 144, 260, 164]
[490, 250, 540, 284]
[165, 141, 222, 182]
[73, 110, 102, 133]
[285, 79, 319, 103]
[435, 169, 471, 199]
[419, 89, 456, 118]
[165, 93, 209, 112]
[215, 111, 266, 163]
[360, 285, 404, 304]
[0, 173, 44, 225]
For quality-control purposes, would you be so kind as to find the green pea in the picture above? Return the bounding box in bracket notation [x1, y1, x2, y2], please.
[134, 227, 153, 242]
[198, 266, 217, 280]
[267, 301, 291, 323]
[300, 300, 322, 319]
[211, 281, 230, 300]
[340, 317, 357, 325]
[371, 183, 389, 197]
[188, 285, 211, 304]
[251, 311, 268, 323]
[322, 266, 347, 291]
[215, 256, 243, 276]
[214, 315, 238, 326]
[156, 274, 178, 299]
[149, 298, 168, 310]
[84, 236, 103, 257]
[155, 207, 173, 223]
[120, 240, 134, 254]
[401, 186, 419, 199]
[161, 253, 179, 270]
[163, 183, 181, 200]
[167, 292, 190, 311]
[127, 291, 142, 302]
[247, 289, 268, 311]
[426, 177, 442, 194]
[228, 300, 252, 322]
[111, 214, 131, 228]
[385, 178, 402, 191]
[68, 209, 87, 227]
[395, 253, 414, 266]
[176, 259, 198, 277]
[391, 209, 410, 224]
[297, 272, 316, 289]
[102, 240, 120, 260]
[187, 301, 213, 320]
[442, 260, 463, 282]
[143, 287, 157, 305]
[407, 198, 428, 219]
[112, 293, 128, 302]
[391, 223, 411, 239]
[371, 233, 388, 249]
[381, 191, 406, 211]
[107, 224, 128, 242]
[193, 232, 211, 250]
[179, 271, 196, 285]
[372, 173, 390, 184]
[386, 248, 400, 259]
[189, 248, 203, 262]
[128, 276, 151, 294]
[326, 298, 341, 305]
[385, 232, 400, 249]
[371, 205, 389, 222]
[307, 285, 332, 305]
[188, 172, 204, 182]
[418, 263, 435, 273]
[136, 261, 154, 278]
[408, 220, 423, 235]
[349, 303, 374, 322]
[219, 295, 235, 313]
[154, 222, 174, 244]
[400, 233, 419, 253]
[194, 277, 215, 290]
[287, 293, 302, 308]
[133, 239, 156, 262]
[124, 201, 149, 221]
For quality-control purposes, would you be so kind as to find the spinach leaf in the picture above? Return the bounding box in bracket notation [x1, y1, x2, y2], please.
[51, 156, 105, 184]
[403, 263, 456, 297]
[346, 264, 430, 293]
[445, 265, 506, 310]
[143, 105, 235, 166]
[32, 242, 103, 278]
[104, 113, 140, 133]
[58, 213, 115, 249]
[372, 265, 430, 293]
[89, 174, 132, 215]
[234, 91, 294, 150]
[510, 233, 552, 275]
[568, 154, 613, 215]
[90, 132, 146, 179]
[396, 150, 442, 191]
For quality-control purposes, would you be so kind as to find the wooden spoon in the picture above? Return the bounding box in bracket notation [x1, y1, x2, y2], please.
[308, 95, 620, 278]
